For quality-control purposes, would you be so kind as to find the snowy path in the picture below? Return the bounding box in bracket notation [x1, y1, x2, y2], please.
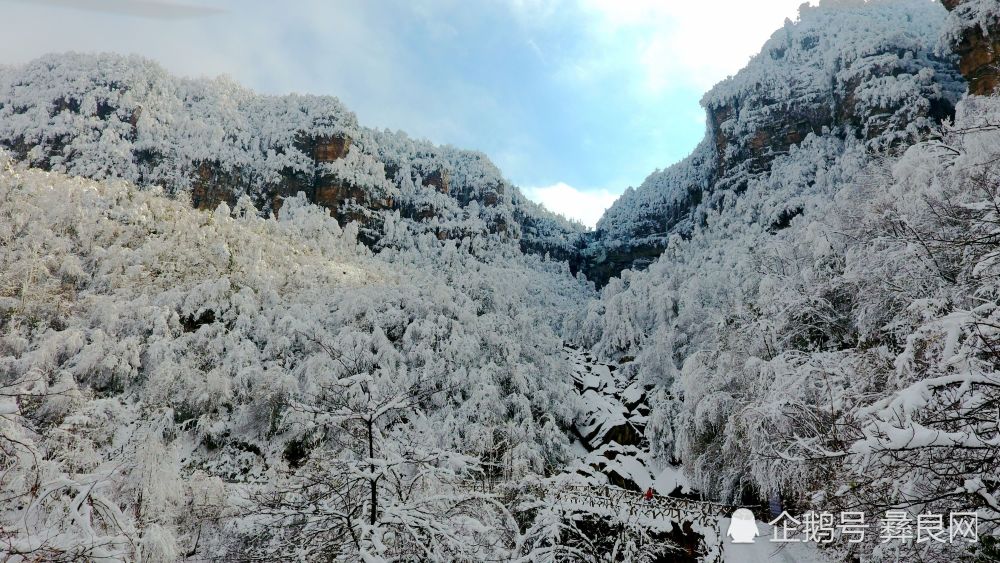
[714, 519, 831, 563]
[545, 486, 829, 562]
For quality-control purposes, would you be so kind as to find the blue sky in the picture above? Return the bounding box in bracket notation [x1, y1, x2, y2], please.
[0, 0, 815, 226]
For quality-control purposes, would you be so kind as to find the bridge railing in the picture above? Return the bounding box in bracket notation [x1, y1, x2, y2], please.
[455, 479, 759, 527]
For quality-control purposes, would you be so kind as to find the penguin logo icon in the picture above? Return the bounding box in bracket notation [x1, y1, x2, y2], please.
[727, 508, 760, 544]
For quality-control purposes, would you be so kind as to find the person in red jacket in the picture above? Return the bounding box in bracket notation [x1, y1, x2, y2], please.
[643, 487, 654, 501]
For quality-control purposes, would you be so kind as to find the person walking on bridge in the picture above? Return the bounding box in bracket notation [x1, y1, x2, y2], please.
[643, 487, 654, 502]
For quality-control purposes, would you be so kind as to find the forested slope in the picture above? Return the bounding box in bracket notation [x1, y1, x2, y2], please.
[0, 157, 593, 560]
[576, 1, 1000, 560]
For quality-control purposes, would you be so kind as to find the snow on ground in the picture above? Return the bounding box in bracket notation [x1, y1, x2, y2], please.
[704, 519, 833, 563]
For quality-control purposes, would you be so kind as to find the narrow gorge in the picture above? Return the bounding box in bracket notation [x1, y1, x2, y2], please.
[1, 0, 999, 561]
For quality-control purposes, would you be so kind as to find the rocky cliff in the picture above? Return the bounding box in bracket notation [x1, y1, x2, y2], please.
[582, 0, 966, 286]
[0, 53, 584, 256]
[943, 0, 1000, 95]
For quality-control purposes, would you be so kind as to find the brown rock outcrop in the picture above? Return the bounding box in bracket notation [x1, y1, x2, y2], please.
[191, 161, 239, 210]
[943, 0, 1000, 95]
[296, 133, 351, 163]
[268, 133, 363, 218]
[958, 33, 999, 95]
[422, 168, 449, 194]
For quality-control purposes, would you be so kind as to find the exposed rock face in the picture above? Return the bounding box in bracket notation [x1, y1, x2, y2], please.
[191, 161, 240, 210]
[956, 33, 1000, 95]
[582, 236, 680, 291]
[187, 132, 394, 237]
[942, 0, 1000, 95]
[190, 135, 357, 215]
[582, 0, 964, 287]
[307, 134, 351, 163]
[422, 168, 449, 193]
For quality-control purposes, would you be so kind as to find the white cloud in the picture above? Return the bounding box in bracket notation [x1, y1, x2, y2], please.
[5, 0, 224, 19]
[523, 182, 618, 228]
[577, 0, 820, 92]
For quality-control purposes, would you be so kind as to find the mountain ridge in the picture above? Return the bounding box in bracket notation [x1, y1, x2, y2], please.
[0, 52, 587, 269]
[3, 0, 995, 288]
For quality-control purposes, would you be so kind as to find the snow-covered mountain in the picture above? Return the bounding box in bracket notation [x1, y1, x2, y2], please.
[0, 53, 587, 265]
[582, 0, 965, 285]
[1, 0, 999, 561]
